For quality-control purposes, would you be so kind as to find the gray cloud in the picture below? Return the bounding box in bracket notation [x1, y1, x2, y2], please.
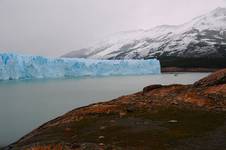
[0, 0, 225, 56]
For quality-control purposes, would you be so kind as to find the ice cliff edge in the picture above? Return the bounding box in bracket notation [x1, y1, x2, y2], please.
[0, 53, 160, 80]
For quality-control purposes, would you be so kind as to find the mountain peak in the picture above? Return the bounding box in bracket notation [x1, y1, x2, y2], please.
[62, 7, 226, 60]
[209, 7, 226, 17]
[213, 7, 226, 11]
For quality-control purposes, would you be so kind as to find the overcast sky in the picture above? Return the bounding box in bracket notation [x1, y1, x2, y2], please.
[0, 0, 225, 56]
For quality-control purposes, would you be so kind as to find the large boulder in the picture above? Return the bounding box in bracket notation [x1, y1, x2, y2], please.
[194, 69, 226, 87]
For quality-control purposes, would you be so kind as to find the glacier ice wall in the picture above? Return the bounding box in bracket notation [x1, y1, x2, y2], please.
[0, 53, 160, 80]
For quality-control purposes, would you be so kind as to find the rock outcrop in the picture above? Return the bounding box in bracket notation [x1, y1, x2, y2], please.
[194, 68, 226, 87]
[4, 69, 226, 150]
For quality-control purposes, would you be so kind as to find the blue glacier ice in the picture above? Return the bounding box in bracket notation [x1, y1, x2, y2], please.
[0, 53, 161, 80]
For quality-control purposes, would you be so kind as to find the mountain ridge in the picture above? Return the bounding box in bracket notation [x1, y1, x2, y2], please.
[62, 7, 226, 63]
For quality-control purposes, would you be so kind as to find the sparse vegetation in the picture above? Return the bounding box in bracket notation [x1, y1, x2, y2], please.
[25, 144, 64, 150]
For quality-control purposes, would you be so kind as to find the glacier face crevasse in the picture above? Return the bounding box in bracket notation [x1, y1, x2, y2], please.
[0, 53, 160, 80]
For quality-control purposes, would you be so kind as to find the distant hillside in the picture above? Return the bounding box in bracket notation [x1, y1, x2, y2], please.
[62, 7, 226, 69]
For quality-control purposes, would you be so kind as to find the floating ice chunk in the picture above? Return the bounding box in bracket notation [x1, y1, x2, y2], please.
[0, 53, 160, 80]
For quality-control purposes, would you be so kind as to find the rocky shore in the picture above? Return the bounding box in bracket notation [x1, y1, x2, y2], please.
[4, 69, 226, 150]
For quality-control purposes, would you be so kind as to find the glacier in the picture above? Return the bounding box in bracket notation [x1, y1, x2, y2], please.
[0, 53, 160, 80]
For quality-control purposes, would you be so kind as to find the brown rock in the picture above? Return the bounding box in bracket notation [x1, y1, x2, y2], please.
[143, 84, 162, 93]
[194, 68, 226, 87]
[119, 111, 127, 118]
[99, 126, 106, 130]
[98, 136, 105, 139]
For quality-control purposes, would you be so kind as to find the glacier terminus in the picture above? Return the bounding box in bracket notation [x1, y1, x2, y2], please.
[0, 53, 160, 80]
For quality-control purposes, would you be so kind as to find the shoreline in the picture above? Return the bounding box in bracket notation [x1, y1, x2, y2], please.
[161, 67, 219, 73]
[5, 68, 226, 150]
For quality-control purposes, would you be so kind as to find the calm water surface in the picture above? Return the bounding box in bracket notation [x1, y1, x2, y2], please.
[0, 73, 209, 146]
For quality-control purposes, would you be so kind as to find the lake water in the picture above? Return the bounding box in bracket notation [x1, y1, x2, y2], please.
[0, 73, 209, 146]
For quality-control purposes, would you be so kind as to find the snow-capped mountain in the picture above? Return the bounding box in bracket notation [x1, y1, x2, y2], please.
[62, 7, 226, 59]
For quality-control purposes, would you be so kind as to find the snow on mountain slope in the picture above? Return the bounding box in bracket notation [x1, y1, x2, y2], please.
[62, 7, 226, 59]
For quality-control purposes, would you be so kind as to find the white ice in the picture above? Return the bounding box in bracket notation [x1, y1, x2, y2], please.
[0, 53, 161, 80]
